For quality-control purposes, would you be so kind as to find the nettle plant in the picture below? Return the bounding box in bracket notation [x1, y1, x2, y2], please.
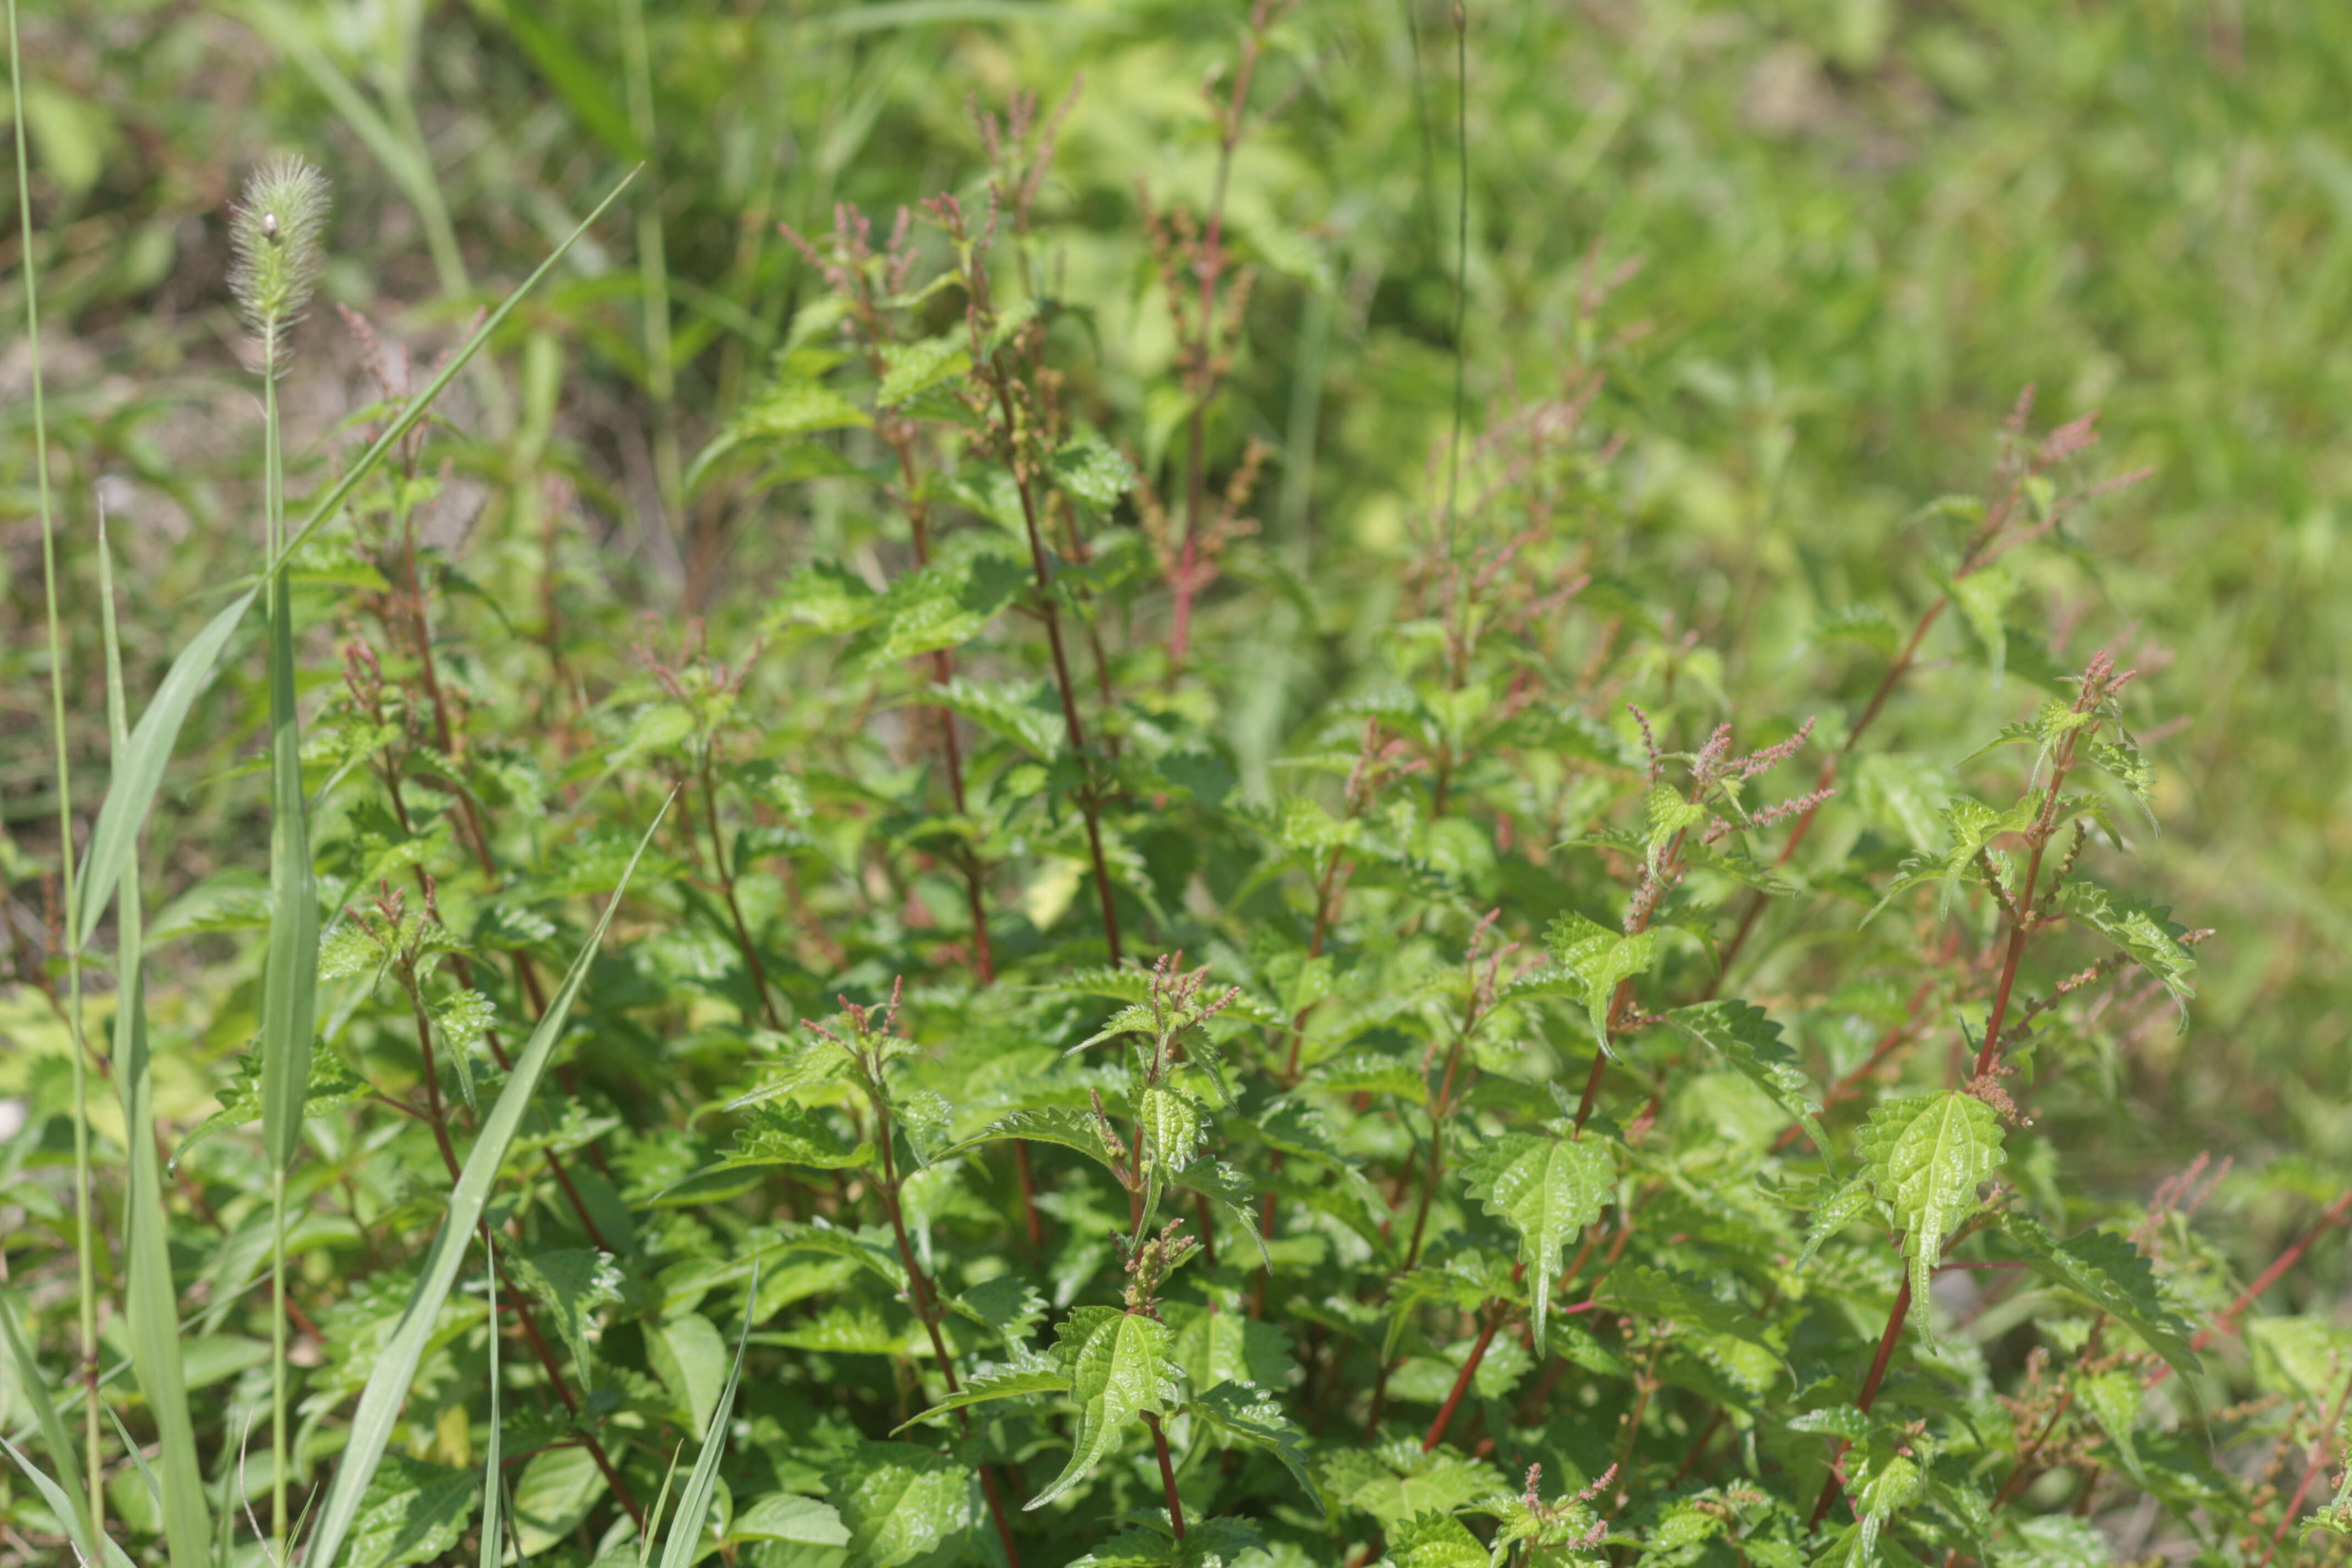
[13, 49, 2352, 1568]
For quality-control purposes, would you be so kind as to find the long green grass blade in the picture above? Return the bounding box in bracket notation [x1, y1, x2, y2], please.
[97, 515, 213, 1568]
[0, 1291, 90, 1545]
[300, 796, 671, 1568]
[260, 377, 319, 1177]
[0, 1435, 138, 1568]
[656, 1266, 753, 1568]
[72, 167, 639, 952]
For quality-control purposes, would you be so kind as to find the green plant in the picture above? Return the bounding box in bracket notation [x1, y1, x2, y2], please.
[8, 6, 2352, 1568]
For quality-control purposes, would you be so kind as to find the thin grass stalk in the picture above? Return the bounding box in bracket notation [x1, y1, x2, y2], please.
[97, 514, 212, 1567]
[477, 1238, 505, 1568]
[258, 325, 323, 1560]
[9, 0, 103, 1532]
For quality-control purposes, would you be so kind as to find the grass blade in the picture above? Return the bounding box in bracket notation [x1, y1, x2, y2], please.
[0, 1291, 90, 1545]
[97, 516, 213, 1568]
[72, 166, 639, 951]
[656, 1265, 753, 1568]
[300, 793, 672, 1568]
[0, 1435, 138, 1568]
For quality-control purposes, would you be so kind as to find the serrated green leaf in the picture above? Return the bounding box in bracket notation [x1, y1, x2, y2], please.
[1995, 1214, 2200, 1389]
[891, 1353, 1070, 1434]
[1026, 1308, 1181, 1511]
[1662, 1001, 1835, 1172]
[2056, 879, 2196, 1026]
[346, 1455, 478, 1568]
[1543, 912, 1658, 1055]
[1857, 1092, 2005, 1327]
[876, 332, 969, 407]
[826, 1441, 978, 1567]
[1796, 1175, 1880, 1274]
[508, 1249, 621, 1390]
[1460, 1133, 1612, 1341]
[1190, 1380, 1322, 1509]
[943, 1105, 1125, 1176]
[1052, 437, 1136, 509]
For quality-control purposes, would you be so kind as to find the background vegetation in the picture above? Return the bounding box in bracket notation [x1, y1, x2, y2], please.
[4, 1, 2350, 1565]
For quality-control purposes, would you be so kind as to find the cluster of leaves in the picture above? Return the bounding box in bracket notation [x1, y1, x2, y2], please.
[7, 12, 2352, 1568]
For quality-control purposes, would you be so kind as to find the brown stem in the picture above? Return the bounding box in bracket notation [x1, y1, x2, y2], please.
[1707, 596, 1952, 993]
[1145, 1409, 1186, 1539]
[988, 375, 1123, 965]
[2259, 1363, 2352, 1565]
[2153, 1186, 2352, 1383]
[872, 1090, 1025, 1565]
[697, 753, 783, 1028]
[1404, 1033, 1469, 1272]
[1425, 1281, 1515, 1452]
[405, 992, 643, 1528]
[1807, 1277, 1912, 1531]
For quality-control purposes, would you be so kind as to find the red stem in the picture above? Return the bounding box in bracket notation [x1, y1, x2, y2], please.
[1145, 1409, 1186, 1539]
[1807, 1277, 1913, 1531]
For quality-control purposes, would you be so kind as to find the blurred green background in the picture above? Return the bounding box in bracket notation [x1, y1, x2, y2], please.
[4, 0, 2346, 1189]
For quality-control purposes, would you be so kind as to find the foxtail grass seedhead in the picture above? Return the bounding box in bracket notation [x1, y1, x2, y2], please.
[228, 156, 331, 369]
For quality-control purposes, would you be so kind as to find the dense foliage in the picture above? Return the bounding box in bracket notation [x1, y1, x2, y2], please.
[6, 3, 2352, 1567]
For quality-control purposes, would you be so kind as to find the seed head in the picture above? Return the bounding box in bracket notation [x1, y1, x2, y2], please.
[228, 155, 331, 371]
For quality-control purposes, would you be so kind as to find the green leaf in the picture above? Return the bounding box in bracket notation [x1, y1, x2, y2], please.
[1795, 1176, 1880, 1274]
[300, 798, 668, 1568]
[2084, 737, 2157, 829]
[1387, 1509, 1489, 1568]
[2074, 1369, 2144, 1484]
[0, 1434, 137, 1568]
[1850, 1434, 1924, 1565]
[512, 1445, 603, 1556]
[942, 1105, 1125, 1177]
[346, 1455, 478, 1568]
[732, 1100, 875, 1169]
[1660, 1001, 1836, 1172]
[657, 1278, 753, 1568]
[1543, 912, 1658, 1056]
[508, 1249, 622, 1390]
[1943, 559, 2016, 686]
[1994, 1215, 2200, 1389]
[1861, 796, 2037, 925]
[171, 1047, 366, 1169]
[891, 1353, 1070, 1433]
[2056, 880, 2196, 1026]
[1026, 1308, 1181, 1511]
[729, 1491, 851, 1546]
[650, 1312, 730, 1435]
[867, 552, 1028, 666]
[1051, 437, 1136, 509]
[1643, 785, 1707, 871]
[1189, 1380, 1322, 1508]
[877, 332, 970, 407]
[1459, 1133, 1613, 1341]
[0, 1292, 95, 1549]
[826, 1442, 978, 1567]
[1856, 1093, 2006, 1328]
